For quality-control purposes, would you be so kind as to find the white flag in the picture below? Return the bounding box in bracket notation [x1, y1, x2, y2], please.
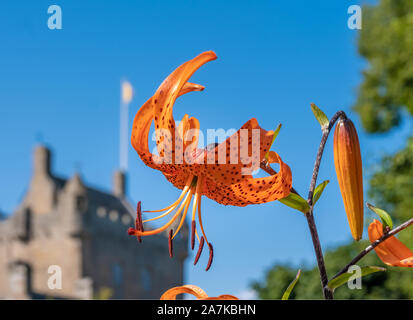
[122, 81, 133, 104]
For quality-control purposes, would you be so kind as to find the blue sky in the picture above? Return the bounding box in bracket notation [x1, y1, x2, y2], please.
[1, 0, 412, 298]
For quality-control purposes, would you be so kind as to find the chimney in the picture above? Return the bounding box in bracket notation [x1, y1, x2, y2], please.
[33, 145, 51, 177]
[65, 173, 85, 195]
[113, 170, 126, 198]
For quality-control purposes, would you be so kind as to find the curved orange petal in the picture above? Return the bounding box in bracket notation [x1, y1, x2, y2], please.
[180, 118, 292, 205]
[266, 151, 279, 164]
[368, 219, 413, 267]
[152, 51, 217, 161]
[178, 82, 205, 97]
[189, 118, 274, 182]
[201, 152, 291, 206]
[228, 151, 292, 205]
[131, 82, 205, 172]
[163, 171, 192, 191]
[160, 285, 238, 300]
[131, 97, 159, 170]
[160, 285, 209, 300]
[204, 294, 239, 300]
[177, 114, 201, 164]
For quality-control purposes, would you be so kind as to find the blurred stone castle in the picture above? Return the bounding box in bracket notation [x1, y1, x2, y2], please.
[0, 145, 188, 299]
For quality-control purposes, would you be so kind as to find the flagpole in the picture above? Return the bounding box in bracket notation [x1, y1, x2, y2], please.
[120, 80, 133, 173]
[120, 98, 128, 172]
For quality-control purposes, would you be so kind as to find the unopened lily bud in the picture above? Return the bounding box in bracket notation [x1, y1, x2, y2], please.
[333, 118, 364, 241]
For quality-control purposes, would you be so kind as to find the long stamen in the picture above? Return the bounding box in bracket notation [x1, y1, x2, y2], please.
[191, 220, 196, 250]
[172, 190, 193, 239]
[136, 191, 192, 237]
[192, 185, 200, 222]
[143, 205, 178, 223]
[194, 236, 205, 265]
[206, 243, 214, 271]
[143, 186, 191, 223]
[129, 175, 214, 268]
[137, 202, 144, 232]
[168, 229, 173, 258]
[191, 180, 202, 250]
[135, 201, 143, 243]
[197, 185, 209, 246]
[144, 179, 192, 213]
[193, 177, 214, 271]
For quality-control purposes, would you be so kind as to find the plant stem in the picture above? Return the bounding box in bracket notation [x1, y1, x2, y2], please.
[331, 216, 413, 281]
[307, 111, 347, 205]
[305, 110, 347, 300]
[261, 110, 346, 299]
[305, 211, 333, 299]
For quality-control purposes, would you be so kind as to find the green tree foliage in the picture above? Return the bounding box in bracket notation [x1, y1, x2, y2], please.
[354, 0, 413, 133]
[253, 0, 413, 299]
[369, 138, 413, 226]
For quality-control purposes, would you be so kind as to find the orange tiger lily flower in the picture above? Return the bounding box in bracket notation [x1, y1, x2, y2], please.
[368, 219, 413, 267]
[128, 51, 292, 270]
[160, 285, 238, 300]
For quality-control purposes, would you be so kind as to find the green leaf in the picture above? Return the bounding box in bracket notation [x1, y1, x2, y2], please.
[311, 103, 329, 131]
[327, 266, 386, 291]
[312, 180, 330, 205]
[366, 203, 393, 230]
[265, 124, 282, 161]
[279, 193, 310, 214]
[281, 269, 301, 300]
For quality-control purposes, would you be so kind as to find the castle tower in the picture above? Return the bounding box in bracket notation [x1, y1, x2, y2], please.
[33, 145, 51, 177]
[112, 170, 126, 198]
[26, 145, 56, 215]
[62, 173, 87, 236]
[0, 145, 188, 299]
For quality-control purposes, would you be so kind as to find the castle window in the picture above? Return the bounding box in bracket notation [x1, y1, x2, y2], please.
[109, 210, 118, 222]
[121, 214, 132, 225]
[97, 207, 107, 218]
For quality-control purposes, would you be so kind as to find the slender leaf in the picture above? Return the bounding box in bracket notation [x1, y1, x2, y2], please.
[265, 124, 282, 161]
[312, 180, 330, 205]
[366, 203, 393, 230]
[327, 266, 386, 291]
[311, 103, 329, 131]
[281, 269, 301, 300]
[279, 193, 310, 214]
